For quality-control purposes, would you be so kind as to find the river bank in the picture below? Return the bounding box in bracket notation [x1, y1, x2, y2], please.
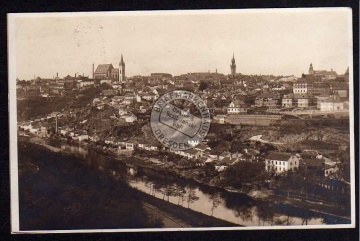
[18, 138, 240, 229]
[18, 135, 351, 224]
[137, 192, 240, 228]
[119, 153, 351, 221]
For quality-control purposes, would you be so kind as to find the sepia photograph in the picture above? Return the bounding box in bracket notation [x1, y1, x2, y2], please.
[8, 8, 355, 233]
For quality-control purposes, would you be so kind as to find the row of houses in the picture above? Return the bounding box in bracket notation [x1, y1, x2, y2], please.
[19, 116, 339, 178]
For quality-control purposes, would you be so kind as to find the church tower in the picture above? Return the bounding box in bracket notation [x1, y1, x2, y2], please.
[309, 63, 314, 75]
[119, 55, 126, 82]
[230, 53, 236, 76]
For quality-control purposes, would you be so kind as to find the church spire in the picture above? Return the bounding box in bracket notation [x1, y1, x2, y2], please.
[119, 54, 125, 82]
[120, 54, 124, 65]
[230, 53, 236, 76]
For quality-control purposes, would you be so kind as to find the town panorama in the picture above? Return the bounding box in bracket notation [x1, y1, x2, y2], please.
[10, 9, 353, 232]
[15, 54, 352, 230]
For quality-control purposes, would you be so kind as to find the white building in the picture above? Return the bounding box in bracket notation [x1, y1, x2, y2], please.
[320, 97, 347, 111]
[227, 100, 248, 114]
[282, 94, 294, 108]
[293, 82, 310, 94]
[265, 152, 299, 173]
[78, 79, 94, 88]
[100, 79, 112, 85]
[122, 113, 137, 123]
[78, 134, 89, 142]
[213, 115, 227, 124]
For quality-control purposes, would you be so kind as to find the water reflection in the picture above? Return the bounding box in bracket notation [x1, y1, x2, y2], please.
[36, 139, 349, 226]
[60, 144, 89, 159]
[127, 167, 342, 226]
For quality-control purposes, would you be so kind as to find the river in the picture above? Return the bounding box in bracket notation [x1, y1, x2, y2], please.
[21, 137, 350, 227]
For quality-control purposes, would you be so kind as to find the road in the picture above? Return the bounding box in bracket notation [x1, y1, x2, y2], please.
[142, 202, 191, 228]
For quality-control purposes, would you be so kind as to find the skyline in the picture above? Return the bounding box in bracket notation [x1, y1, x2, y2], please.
[10, 8, 352, 80]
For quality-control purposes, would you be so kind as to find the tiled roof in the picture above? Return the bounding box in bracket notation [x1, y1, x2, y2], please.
[322, 97, 343, 103]
[95, 64, 113, 74]
[220, 151, 231, 157]
[302, 158, 324, 167]
[266, 152, 294, 161]
[302, 150, 318, 157]
[220, 157, 233, 165]
[111, 68, 119, 74]
[294, 93, 314, 99]
[257, 93, 279, 99]
[232, 100, 247, 107]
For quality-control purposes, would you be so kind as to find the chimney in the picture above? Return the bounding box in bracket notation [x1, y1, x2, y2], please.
[92, 64, 95, 79]
[75, 73, 77, 78]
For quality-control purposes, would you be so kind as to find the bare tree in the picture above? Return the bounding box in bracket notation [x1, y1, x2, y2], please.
[209, 192, 222, 216]
[186, 186, 199, 209]
[173, 184, 186, 205]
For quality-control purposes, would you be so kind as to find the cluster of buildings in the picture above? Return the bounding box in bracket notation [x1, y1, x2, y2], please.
[18, 110, 339, 178]
[265, 150, 338, 177]
[17, 54, 349, 115]
[18, 54, 348, 179]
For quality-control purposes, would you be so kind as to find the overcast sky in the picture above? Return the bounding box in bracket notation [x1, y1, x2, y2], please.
[10, 8, 352, 80]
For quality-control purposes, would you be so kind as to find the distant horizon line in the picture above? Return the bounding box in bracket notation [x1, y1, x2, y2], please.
[16, 60, 349, 81]
[18, 71, 305, 81]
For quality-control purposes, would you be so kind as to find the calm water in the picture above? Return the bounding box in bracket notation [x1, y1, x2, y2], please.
[29, 138, 350, 226]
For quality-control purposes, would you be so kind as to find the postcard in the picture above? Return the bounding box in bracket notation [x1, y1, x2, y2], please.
[8, 8, 355, 233]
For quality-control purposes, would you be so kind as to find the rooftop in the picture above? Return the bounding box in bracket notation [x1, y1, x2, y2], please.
[266, 152, 295, 161]
[95, 64, 114, 74]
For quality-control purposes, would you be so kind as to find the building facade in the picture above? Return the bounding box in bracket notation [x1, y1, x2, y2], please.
[93, 55, 126, 82]
[227, 100, 248, 114]
[308, 63, 337, 80]
[265, 152, 299, 173]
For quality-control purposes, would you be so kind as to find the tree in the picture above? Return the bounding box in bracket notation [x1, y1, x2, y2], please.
[222, 162, 266, 189]
[209, 192, 222, 216]
[198, 81, 209, 91]
[185, 186, 199, 208]
[164, 184, 176, 202]
[212, 140, 231, 154]
[230, 140, 244, 153]
[173, 184, 187, 205]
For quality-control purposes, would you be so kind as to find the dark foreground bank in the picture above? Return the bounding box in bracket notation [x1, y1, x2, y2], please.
[18, 140, 238, 231]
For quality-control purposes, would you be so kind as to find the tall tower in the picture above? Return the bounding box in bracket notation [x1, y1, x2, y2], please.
[119, 55, 126, 82]
[230, 53, 236, 76]
[309, 63, 314, 75]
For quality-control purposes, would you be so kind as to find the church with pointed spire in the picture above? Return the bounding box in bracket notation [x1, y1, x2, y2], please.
[119, 55, 126, 82]
[230, 53, 236, 77]
[93, 55, 126, 83]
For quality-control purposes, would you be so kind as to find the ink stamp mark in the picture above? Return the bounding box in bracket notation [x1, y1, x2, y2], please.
[150, 90, 211, 150]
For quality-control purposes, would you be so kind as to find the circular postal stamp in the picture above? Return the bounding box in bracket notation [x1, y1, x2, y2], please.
[150, 90, 211, 150]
